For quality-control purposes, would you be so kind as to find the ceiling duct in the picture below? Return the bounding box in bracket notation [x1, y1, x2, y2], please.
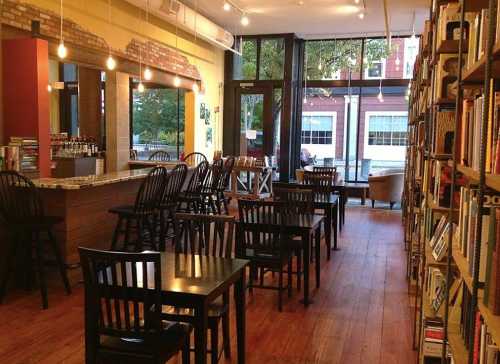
[124, 0, 235, 51]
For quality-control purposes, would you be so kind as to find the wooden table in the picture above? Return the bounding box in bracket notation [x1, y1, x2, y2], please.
[227, 165, 273, 199]
[240, 212, 324, 305]
[273, 182, 339, 253]
[345, 182, 370, 205]
[88, 253, 249, 364]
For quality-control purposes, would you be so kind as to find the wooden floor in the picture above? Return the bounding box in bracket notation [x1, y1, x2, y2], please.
[0, 204, 416, 364]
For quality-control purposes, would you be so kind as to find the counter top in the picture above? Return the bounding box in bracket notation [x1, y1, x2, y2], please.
[32, 168, 152, 190]
[128, 160, 185, 167]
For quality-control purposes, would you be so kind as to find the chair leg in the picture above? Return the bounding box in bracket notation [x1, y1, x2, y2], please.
[288, 257, 292, 298]
[278, 267, 283, 312]
[222, 311, 231, 358]
[182, 338, 190, 364]
[390, 201, 395, 210]
[211, 321, 219, 364]
[47, 229, 71, 295]
[34, 232, 48, 309]
[371, 200, 375, 208]
[297, 250, 302, 291]
[110, 216, 123, 250]
[0, 235, 19, 303]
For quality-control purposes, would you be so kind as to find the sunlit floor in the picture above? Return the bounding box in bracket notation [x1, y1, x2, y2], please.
[0, 202, 416, 364]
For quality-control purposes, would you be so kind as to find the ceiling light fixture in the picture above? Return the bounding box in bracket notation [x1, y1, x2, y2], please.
[138, 6, 145, 93]
[378, 78, 384, 103]
[357, 0, 366, 20]
[173, 9, 181, 88]
[241, 14, 249, 26]
[57, 0, 67, 59]
[223, 2, 231, 11]
[143, 0, 153, 81]
[106, 0, 117, 70]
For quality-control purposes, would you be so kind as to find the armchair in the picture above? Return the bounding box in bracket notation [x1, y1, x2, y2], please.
[368, 169, 404, 209]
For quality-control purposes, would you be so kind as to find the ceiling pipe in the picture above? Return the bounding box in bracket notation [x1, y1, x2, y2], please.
[383, 0, 391, 49]
[124, 0, 236, 52]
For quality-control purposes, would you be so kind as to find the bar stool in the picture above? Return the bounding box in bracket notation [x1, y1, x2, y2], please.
[158, 164, 188, 250]
[109, 166, 167, 252]
[0, 171, 71, 309]
[177, 161, 209, 213]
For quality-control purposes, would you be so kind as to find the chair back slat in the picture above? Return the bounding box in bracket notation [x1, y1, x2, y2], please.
[303, 170, 335, 199]
[149, 150, 171, 161]
[184, 161, 209, 195]
[173, 213, 235, 258]
[273, 185, 314, 214]
[182, 152, 208, 166]
[0, 171, 44, 224]
[216, 157, 235, 192]
[134, 166, 167, 215]
[161, 164, 188, 205]
[203, 159, 224, 193]
[237, 199, 287, 259]
[79, 248, 162, 341]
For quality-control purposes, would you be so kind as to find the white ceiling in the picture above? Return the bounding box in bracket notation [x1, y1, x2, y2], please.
[182, 0, 429, 38]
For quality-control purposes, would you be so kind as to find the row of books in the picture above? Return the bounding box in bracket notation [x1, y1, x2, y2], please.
[459, 282, 500, 363]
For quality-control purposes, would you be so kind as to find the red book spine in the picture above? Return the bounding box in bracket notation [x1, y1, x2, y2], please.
[473, 311, 481, 364]
[492, 209, 500, 314]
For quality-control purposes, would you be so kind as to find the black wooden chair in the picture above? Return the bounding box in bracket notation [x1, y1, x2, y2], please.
[214, 157, 235, 215]
[182, 152, 207, 166]
[177, 161, 210, 213]
[0, 171, 71, 309]
[79, 248, 191, 364]
[199, 159, 224, 214]
[149, 150, 171, 162]
[158, 164, 188, 250]
[110, 166, 167, 252]
[161, 213, 235, 363]
[237, 199, 292, 311]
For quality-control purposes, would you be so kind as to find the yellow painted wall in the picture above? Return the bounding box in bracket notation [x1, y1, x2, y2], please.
[25, 0, 225, 158]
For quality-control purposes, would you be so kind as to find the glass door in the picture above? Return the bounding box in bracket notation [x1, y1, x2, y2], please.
[236, 86, 274, 159]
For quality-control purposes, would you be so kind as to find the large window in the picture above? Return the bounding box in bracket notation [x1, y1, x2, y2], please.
[233, 37, 285, 81]
[131, 85, 185, 160]
[367, 113, 408, 146]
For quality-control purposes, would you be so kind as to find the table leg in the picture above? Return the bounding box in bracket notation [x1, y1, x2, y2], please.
[342, 188, 347, 226]
[325, 206, 332, 260]
[234, 271, 246, 364]
[194, 302, 209, 364]
[361, 188, 366, 205]
[315, 227, 321, 289]
[333, 203, 339, 250]
[300, 231, 311, 305]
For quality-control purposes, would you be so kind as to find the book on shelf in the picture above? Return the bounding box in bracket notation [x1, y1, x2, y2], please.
[434, 111, 455, 155]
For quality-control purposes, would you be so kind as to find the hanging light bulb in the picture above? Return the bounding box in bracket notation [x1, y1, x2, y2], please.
[318, 61, 322, 71]
[377, 91, 384, 102]
[137, 82, 145, 93]
[241, 14, 249, 26]
[192, 82, 199, 93]
[58, 0, 66, 59]
[47, 84, 53, 93]
[358, 10, 365, 19]
[223, 2, 231, 11]
[57, 42, 67, 59]
[354, 0, 360, 3]
[303, 96, 307, 104]
[174, 75, 181, 88]
[144, 67, 152, 81]
[106, 55, 116, 70]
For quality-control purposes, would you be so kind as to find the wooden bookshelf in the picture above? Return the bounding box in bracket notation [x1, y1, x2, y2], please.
[463, 55, 500, 83]
[436, 39, 468, 55]
[451, 247, 473, 292]
[448, 320, 468, 364]
[478, 298, 500, 346]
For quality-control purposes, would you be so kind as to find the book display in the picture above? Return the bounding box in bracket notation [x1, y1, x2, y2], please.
[403, 0, 500, 363]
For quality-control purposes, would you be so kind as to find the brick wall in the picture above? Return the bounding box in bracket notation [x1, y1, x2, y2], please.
[0, 0, 200, 80]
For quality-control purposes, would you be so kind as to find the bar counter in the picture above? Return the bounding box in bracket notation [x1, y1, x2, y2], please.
[33, 168, 153, 267]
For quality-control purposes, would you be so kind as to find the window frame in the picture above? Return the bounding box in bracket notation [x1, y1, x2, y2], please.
[364, 59, 386, 80]
[403, 37, 419, 79]
[301, 111, 337, 147]
[363, 111, 408, 156]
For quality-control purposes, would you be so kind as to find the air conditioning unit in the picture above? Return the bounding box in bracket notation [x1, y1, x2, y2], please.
[160, 0, 180, 14]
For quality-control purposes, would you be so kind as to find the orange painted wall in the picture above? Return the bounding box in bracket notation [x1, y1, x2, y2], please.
[2, 38, 50, 177]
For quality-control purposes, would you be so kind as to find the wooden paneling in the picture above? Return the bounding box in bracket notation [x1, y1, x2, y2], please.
[39, 179, 142, 265]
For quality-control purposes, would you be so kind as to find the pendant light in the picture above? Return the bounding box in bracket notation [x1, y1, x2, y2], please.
[395, 43, 401, 71]
[57, 0, 67, 59]
[318, 40, 323, 71]
[303, 45, 308, 104]
[241, 13, 249, 26]
[106, 0, 117, 70]
[143, 0, 152, 81]
[192, 0, 200, 94]
[137, 19, 145, 93]
[377, 78, 384, 103]
[223, 1, 231, 11]
[173, 8, 181, 88]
